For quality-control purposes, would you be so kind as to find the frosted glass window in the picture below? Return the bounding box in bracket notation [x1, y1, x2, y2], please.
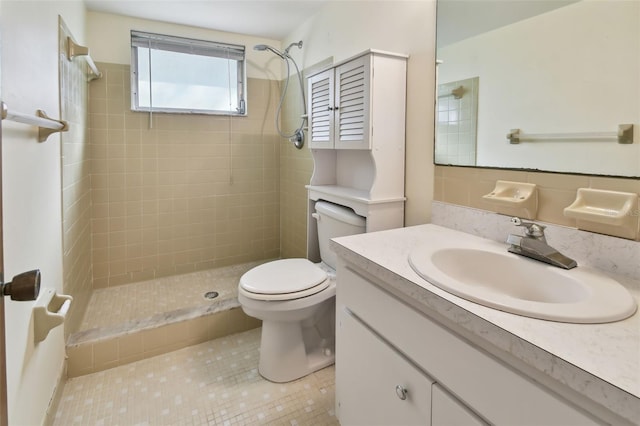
[131, 31, 246, 115]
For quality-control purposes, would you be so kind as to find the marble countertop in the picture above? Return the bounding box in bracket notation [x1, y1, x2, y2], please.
[331, 224, 640, 424]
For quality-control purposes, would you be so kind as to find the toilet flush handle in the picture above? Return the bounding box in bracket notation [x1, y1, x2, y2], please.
[312, 213, 320, 221]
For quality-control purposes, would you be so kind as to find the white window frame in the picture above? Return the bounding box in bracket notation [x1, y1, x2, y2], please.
[130, 30, 247, 116]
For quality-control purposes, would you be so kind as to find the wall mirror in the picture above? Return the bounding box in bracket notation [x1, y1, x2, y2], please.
[435, 0, 639, 177]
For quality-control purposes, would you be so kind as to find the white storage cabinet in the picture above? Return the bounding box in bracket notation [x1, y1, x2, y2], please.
[307, 50, 406, 150]
[305, 51, 408, 259]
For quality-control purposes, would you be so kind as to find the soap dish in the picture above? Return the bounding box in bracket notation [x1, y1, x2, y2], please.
[564, 188, 638, 240]
[482, 181, 538, 219]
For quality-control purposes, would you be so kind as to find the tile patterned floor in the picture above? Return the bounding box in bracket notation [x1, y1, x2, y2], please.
[54, 328, 339, 425]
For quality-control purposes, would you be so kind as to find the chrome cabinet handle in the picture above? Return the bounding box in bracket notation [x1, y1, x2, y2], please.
[395, 385, 408, 401]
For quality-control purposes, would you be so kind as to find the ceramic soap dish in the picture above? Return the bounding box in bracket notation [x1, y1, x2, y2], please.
[564, 188, 638, 240]
[482, 181, 538, 219]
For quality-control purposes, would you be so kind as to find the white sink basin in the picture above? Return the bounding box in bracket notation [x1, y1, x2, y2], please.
[409, 243, 637, 323]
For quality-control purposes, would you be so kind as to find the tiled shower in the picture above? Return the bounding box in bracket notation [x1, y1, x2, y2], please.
[57, 11, 327, 388]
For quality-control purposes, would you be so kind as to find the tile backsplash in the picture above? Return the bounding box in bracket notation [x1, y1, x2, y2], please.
[434, 165, 640, 240]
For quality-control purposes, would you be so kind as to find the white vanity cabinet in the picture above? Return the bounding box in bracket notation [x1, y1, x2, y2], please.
[337, 307, 434, 425]
[336, 261, 602, 426]
[307, 50, 406, 150]
[431, 384, 487, 426]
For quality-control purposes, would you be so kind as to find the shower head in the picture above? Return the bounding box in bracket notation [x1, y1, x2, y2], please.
[284, 40, 303, 54]
[253, 44, 286, 59]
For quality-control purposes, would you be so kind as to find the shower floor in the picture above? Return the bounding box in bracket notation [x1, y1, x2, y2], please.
[66, 261, 267, 377]
[80, 262, 264, 331]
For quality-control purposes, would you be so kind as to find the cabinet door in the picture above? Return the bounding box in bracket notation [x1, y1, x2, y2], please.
[336, 308, 432, 425]
[432, 384, 487, 426]
[334, 55, 371, 149]
[307, 68, 335, 149]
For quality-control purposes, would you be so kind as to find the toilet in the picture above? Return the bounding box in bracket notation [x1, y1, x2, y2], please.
[238, 201, 366, 382]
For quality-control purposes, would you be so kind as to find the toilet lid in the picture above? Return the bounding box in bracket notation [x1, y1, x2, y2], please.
[240, 259, 328, 295]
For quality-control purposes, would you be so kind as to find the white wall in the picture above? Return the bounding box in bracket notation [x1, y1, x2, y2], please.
[438, 0, 640, 176]
[284, 0, 437, 225]
[87, 11, 286, 80]
[0, 1, 86, 424]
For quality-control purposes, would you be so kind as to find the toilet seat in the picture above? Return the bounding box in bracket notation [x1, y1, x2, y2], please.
[239, 259, 330, 300]
[239, 259, 329, 301]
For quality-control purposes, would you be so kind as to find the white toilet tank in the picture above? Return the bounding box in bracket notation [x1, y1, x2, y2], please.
[314, 201, 366, 269]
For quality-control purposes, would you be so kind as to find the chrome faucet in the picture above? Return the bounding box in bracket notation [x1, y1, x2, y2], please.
[506, 217, 577, 269]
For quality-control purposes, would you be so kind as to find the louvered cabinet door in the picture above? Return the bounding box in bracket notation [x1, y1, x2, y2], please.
[334, 55, 371, 149]
[307, 69, 335, 149]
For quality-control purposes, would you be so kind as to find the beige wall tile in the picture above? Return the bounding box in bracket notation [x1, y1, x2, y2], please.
[93, 340, 118, 369]
[142, 327, 166, 352]
[536, 188, 578, 227]
[434, 165, 636, 239]
[66, 344, 93, 377]
[117, 333, 144, 359]
[589, 176, 640, 194]
[89, 63, 282, 287]
[442, 177, 470, 206]
[61, 42, 93, 335]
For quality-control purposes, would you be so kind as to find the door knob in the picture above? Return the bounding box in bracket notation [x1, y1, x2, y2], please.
[1, 269, 41, 301]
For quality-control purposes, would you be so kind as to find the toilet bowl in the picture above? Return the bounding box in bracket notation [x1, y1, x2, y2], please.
[238, 201, 366, 383]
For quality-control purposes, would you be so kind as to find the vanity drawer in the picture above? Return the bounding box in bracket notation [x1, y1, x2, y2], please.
[337, 307, 433, 425]
[336, 262, 600, 425]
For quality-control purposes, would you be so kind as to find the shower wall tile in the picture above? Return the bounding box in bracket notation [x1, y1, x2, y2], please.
[60, 22, 93, 335]
[89, 63, 281, 287]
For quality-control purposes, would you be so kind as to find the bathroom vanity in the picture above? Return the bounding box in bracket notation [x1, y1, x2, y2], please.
[332, 224, 640, 425]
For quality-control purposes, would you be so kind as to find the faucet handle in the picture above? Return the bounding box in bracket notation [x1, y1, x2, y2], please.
[510, 217, 546, 239]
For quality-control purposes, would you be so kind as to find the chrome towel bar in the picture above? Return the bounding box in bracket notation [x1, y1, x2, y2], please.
[507, 124, 634, 144]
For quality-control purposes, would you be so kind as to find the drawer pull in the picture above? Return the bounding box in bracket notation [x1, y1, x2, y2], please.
[395, 385, 408, 400]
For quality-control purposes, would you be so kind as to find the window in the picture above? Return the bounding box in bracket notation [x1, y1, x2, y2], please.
[130, 31, 246, 115]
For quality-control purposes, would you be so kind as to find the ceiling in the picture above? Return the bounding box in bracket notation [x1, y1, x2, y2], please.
[437, 0, 578, 47]
[84, 0, 328, 40]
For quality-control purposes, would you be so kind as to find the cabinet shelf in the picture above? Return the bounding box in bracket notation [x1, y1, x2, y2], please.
[306, 185, 406, 204]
